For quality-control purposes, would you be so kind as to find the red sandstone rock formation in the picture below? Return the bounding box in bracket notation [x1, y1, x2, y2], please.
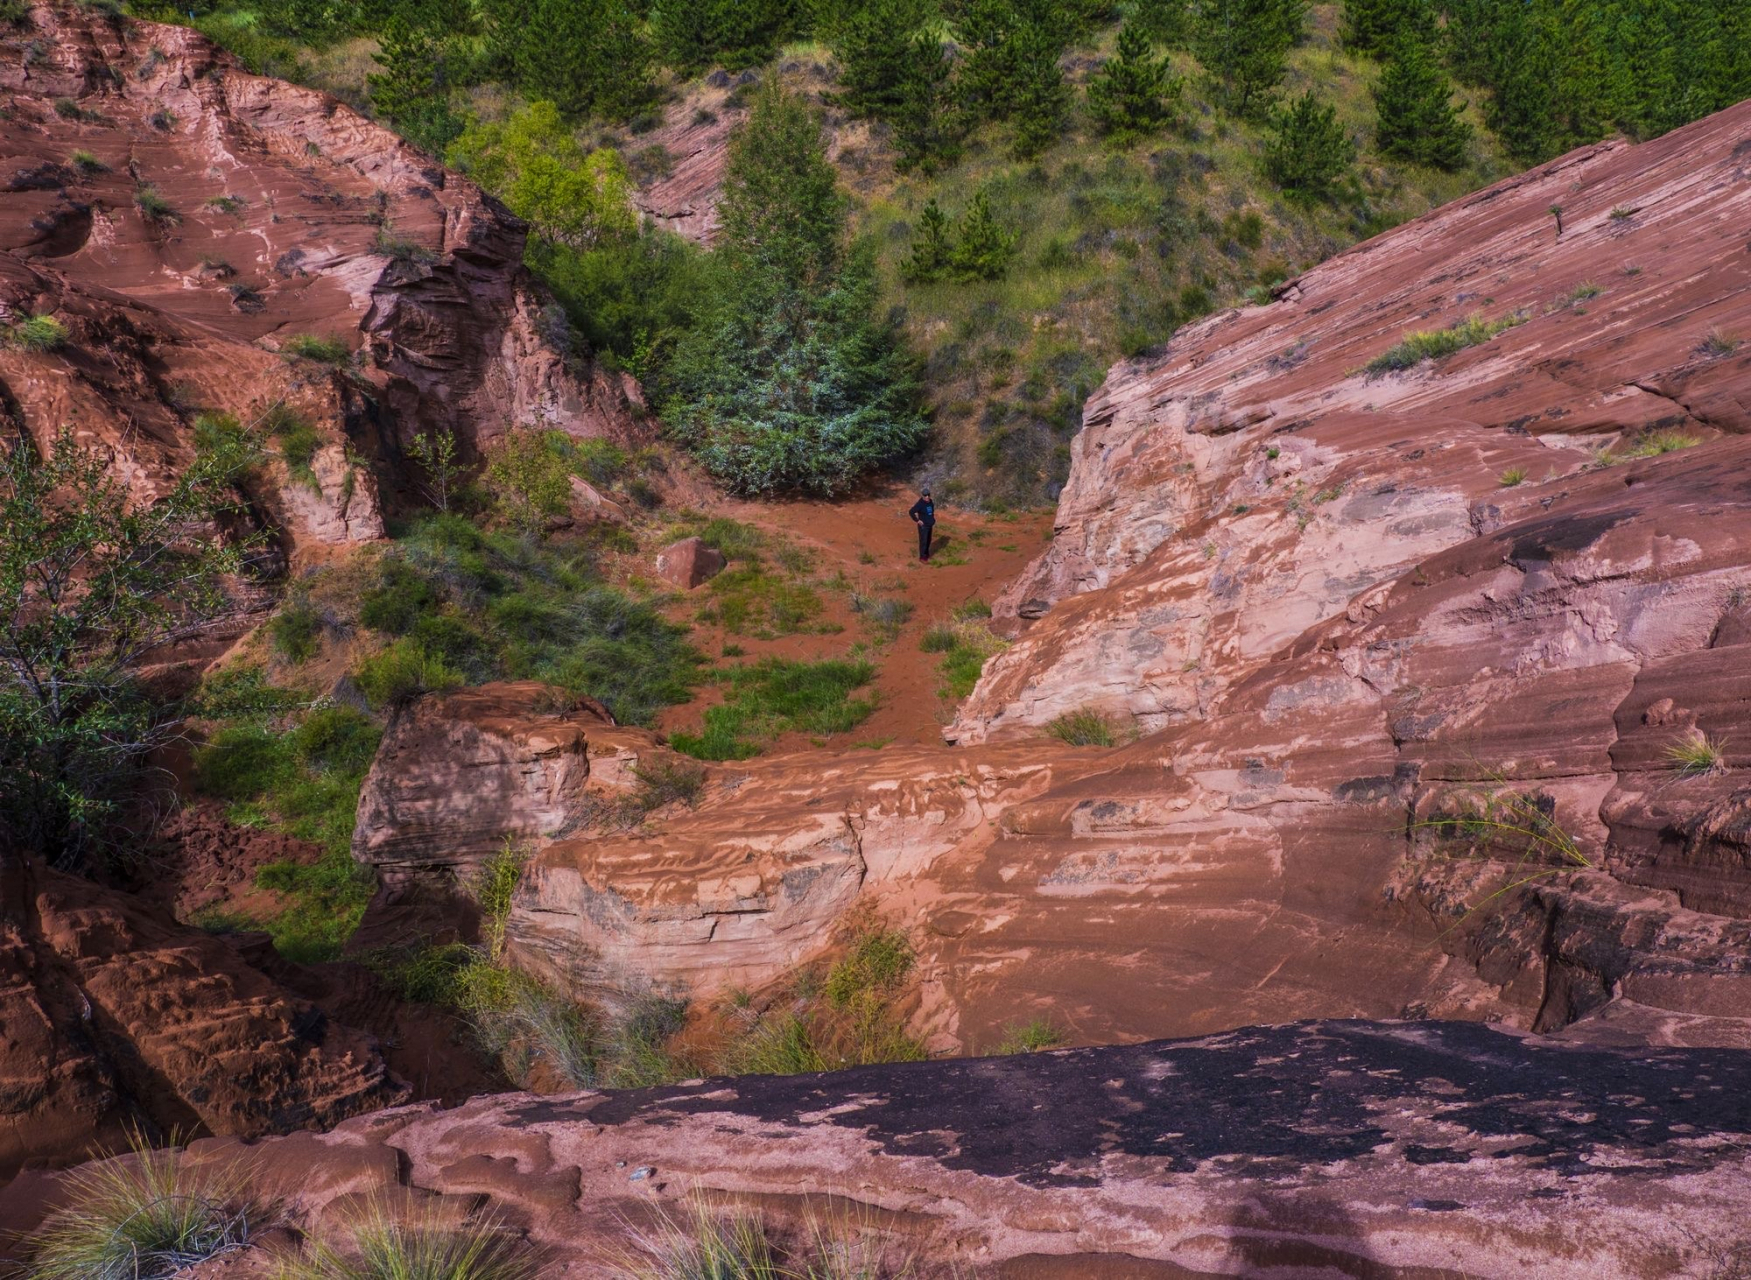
[7, 1020, 1750, 1276]
[494, 104, 1751, 1057]
[0, 2, 637, 554]
[0, 857, 403, 1180]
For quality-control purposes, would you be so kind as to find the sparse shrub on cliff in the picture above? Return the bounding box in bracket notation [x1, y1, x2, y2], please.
[1497, 467, 1528, 488]
[264, 404, 322, 491]
[1046, 707, 1118, 747]
[271, 1198, 537, 1280]
[26, 1134, 252, 1280]
[134, 184, 180, 224]
[1364, 311, 1527, 374]
[68, 148, 107, 174]
[8, 313, 68, 351]
[1, 429, 257, 865]
[1605, 430, 1701, 463]
[631, 758, 708, 811]
[669, 657, 877, 760]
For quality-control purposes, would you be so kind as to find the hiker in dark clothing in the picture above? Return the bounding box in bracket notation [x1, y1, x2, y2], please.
[909, 488, 935, 561]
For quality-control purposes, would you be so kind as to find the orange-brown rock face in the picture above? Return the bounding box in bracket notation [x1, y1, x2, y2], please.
[0, 2, 635, 553]
[0, 858, 403, 1179]
[501, 105, 1751, 1056]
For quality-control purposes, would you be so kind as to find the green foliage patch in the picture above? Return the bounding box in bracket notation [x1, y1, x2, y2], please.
[669, 657, 877, 760]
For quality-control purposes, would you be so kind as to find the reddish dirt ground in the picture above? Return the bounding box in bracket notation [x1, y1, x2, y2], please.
[653, 486, 1056, 748]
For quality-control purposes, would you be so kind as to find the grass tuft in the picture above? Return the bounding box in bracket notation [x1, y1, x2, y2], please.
[1045, 707, 1118, 747]
[68, 148, 107, 174]
[271, 1199, 538, 1280]
[27, 1134, 250, 1280]
[282, 332, 353, 364]
[134, 184, 180, 224]
[1498, 466, 1528, 488]
[1666, 730, 1728, 778]
[1364, 311, 1527, 375]
[10, 313, 68, 351]
[1699, 327, 1742, 358]
[992, 1016, 1066, 1055]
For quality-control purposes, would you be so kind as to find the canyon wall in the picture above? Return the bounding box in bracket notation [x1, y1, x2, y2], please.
[477, 102, 1751, 1056]
[0, 1, 637, 553]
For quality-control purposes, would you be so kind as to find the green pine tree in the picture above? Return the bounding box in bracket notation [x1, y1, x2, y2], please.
[1480, 2, 1561, 161]
[1190, 0, 1307, 118]
[1262, 89, 1356, 202]
[367, 15, 462, 153]
[1372, 32, 1471, 169]
[948, 191, 1016, 281]
[1010, 22, 1071, 157]
[1339, 0, 1434, 54]
[893, 30, 962, 172]
[1087, 20, 1183, 140]
[955, 0, 1022, 121]
[903, 198, 954, 282]
[830, 0, 932, 120]
[658, 82, 927, 496]
[649, 0, 792, 72]
[483, 0, 652, 120]
[1126, 0, 1192, 46]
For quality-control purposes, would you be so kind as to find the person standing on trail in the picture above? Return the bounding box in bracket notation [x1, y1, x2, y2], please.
[909, 487, 936, 562]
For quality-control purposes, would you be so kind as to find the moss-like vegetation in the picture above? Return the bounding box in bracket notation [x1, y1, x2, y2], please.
[1364, 310, 1528, 374]
[191, 677, 381, 963]
[668, 657, 877, 760]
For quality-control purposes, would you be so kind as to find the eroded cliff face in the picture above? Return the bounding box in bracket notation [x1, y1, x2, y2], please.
[0, 1, 636, 551]
[0, 858, 403, 1180]
[478, 103, 1751, 1057]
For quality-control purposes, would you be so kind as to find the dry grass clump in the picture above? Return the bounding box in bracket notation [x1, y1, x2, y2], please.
[1364, 310, 1527, 374]
[272, 1199, 538, 1280]
[1666, 730, 1728, 778]
[1045, 707, 1118, 747]
[26, 1135, 251, 1280]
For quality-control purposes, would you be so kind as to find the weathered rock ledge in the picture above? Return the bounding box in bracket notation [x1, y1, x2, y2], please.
[7, 1019, 1751, 1277]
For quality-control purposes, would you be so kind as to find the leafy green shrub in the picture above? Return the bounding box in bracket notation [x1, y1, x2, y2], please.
[1365, 311, 1528, 374]
[269, 596, 323, 663]
[669, 658, 877, 760]
[272, 1199, 537, 1280]
[194, 723, 294, 800]
[10, 314, 68, 351]
[292, 705, 380, 774]
[1046, 707, 1118, 746]
[482, 426, 573, 533]
[353, 638, 464, 708]
[359, 558, 441, 634]
[26, 1136, 251, 1280]
[282, 333, 352, 364]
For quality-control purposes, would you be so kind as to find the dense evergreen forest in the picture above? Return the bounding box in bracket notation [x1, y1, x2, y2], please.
[134, 0, 1751, 501]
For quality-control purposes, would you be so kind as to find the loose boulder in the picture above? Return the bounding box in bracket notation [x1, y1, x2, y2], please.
[655, 536, 727, 590]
